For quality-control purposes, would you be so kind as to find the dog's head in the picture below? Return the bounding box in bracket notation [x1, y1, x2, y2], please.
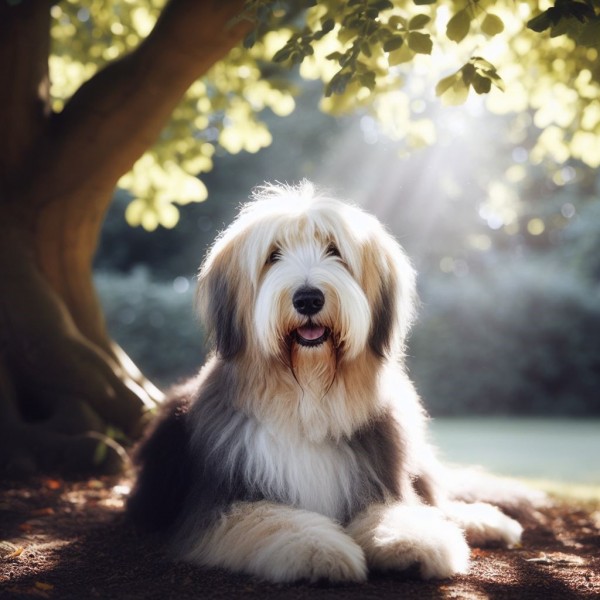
[196, 182, 416, 372]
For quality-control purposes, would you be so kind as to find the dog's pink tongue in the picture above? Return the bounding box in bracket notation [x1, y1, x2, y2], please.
[297, 325, 326, 341]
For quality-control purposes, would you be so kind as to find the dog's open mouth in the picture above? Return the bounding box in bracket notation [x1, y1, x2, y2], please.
[293, 325, 330, 347]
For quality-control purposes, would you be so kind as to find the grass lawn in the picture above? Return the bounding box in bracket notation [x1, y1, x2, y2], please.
[429, 417, 600, 500]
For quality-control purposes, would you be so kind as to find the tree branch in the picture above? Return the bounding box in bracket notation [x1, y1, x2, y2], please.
[26, 0, 252, 208]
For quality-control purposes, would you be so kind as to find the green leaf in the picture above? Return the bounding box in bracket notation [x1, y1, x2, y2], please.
[439, 77, 470, 106]
[325, 71, 352, 96]
[368, 0, 394, 10]
[484, 69, 505, 91]
[527, 9, 555, 33]
[272, 46, 293, 63]
[326, 51, 345, 63]
[435, 72, 460, 96]
[446, 9, 471, 42]
[408, 14, 431, 30]
[481, 13, 504, 36]
[568, 1, 595, 23]
[321, 18, 335, 33]
[549, 17, 578, 37]
[471, 56, 499, 72]
[243, 29, 257, 49]
[359, 71, 376, 91]
[472, 73, 492, 94]
[491, 76, 505, 92]
[388, 44, 413, 65]
[578, 19, 600, 47]
[383, 35, 405, 52]
[413, 0, 436, 5]
[461, 62, 476, 85]
[388, 15, 407, 29]
[289, 51, 304, 65]
[93, 439, 108, 466]
[340, 47, 358, 67]
[338, 26, 357, 44]
[407, 31, 432, 54]
[471, 57, 505, 91]
[375, 28, 394, 43]
[344, 16, 363, 31]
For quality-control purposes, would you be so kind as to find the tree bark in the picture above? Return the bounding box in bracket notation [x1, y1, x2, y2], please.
[0, 0, 251, 476]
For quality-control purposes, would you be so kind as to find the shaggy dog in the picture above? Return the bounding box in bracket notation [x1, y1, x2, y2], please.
[127, 182, 529, 583]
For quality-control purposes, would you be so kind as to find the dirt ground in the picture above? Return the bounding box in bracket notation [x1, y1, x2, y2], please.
[1, 475, 599, 599]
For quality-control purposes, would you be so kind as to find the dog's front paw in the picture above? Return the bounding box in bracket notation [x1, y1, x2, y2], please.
[275, 527, 368, 583]
[443, 501, 523, 547]
[189, 502, 367, 584]
[348, 504, 470, 579]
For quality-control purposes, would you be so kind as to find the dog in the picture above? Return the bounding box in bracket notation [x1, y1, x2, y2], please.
[127, 181, 531, 583]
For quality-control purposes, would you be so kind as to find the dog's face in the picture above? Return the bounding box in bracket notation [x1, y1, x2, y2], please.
[197, 183, 416, 380]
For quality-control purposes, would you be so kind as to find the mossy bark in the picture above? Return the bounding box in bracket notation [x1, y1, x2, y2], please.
[0, 0, 249, 476]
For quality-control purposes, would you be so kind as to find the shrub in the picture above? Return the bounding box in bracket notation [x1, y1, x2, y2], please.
[95, 268, 205, 388]
[96, 259, 600, 416]
[408, 259, 600, 416]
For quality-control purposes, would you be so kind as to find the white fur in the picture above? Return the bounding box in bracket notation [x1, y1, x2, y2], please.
[255, 241, 371, 360]
[184, 501, 368, 583]
[442, 501, 523, 547]
[213, 415, 364, 520]
[158, 182, 532, 585]
[347, 504, 470, 579]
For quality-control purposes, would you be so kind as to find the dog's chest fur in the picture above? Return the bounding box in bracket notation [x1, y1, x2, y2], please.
[202, 405, 403, 525]
[238, 421, 365, 521]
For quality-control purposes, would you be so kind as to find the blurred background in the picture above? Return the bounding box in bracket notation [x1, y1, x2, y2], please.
[93, 80, 600, 488]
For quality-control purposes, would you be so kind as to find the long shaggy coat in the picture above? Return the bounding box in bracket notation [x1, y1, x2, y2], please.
[127, 182, 533, 583]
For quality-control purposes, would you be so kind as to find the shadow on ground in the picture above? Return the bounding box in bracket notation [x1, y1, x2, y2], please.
[1, 477, 598, 599]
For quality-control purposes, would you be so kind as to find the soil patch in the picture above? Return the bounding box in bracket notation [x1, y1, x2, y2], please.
[1, 476, 599, 599]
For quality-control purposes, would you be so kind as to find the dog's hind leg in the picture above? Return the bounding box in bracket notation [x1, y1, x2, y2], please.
[440, 501, 523, 547]
[440, 465, 549, 524]
[178, 500, 367, 583]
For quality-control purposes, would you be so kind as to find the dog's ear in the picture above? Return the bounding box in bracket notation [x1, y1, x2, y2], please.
[362, 234, 417, 358]
[196, 235, 249, 359]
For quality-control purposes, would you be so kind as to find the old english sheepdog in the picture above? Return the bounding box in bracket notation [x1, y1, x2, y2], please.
[127, 182, 530, 583]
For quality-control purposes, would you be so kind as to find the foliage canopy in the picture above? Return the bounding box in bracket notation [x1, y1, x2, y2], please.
[50, 0, 600, 229]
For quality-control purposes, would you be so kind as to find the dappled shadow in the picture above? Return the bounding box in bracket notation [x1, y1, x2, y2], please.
[4, 518, 453, 600]
[476, 559, 594, 600]
[1, 478, 599, 599]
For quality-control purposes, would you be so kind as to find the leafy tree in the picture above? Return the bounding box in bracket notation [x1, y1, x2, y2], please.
[1, 0, 599, 475]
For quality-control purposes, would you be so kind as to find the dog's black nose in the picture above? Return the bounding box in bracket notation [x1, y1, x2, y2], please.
[293, 287, 325, 316]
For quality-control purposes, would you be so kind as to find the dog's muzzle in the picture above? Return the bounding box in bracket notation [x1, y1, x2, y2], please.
[294, 325, 330, 347]
[292, 286, 330, 347]
[293, 286, 324, 316]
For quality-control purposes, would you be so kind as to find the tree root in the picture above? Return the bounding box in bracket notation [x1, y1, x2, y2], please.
[0, 357, 127, 476]
[0, 424, 128, 478]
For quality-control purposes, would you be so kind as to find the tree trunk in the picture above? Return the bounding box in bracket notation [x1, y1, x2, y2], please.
[0, 0, 250, 476]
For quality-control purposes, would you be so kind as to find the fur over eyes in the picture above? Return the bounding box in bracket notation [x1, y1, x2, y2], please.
[127, 181, 540, 584]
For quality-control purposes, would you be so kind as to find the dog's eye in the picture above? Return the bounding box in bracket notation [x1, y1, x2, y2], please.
[267, 249, 282, 264]
[326, 243, 341, 258]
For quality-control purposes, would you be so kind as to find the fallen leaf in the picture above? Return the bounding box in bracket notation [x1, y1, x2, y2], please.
[31, 508, 55, 517]
[0, 540, 24, 559]
[7, 546, 25, 559]
[43, 479, 61, 490]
